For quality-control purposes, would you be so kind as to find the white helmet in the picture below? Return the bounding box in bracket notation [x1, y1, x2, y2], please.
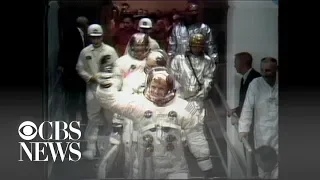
[127, 33, 150, 60]
[144, 67, 176, 106]
[145, 49, 169, 73]
[139, 18, 152, 29]
[87, 24, 103, 36]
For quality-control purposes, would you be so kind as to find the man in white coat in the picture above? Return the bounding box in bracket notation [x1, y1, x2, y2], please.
[238, 57, 278, 179]
[76, 24, 119, 160]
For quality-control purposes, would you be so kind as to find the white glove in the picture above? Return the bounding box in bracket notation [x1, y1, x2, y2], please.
[88, 73, 100, 83]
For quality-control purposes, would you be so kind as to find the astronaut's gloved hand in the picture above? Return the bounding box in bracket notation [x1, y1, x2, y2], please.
[203, 168, 215, 179]
[89, 73, 101, 84]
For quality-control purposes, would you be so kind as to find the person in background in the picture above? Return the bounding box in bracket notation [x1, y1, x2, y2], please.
[170, 34, 215, 146]
[76, 16, 89, 47]
[150, 19, 167, 50]
[164, 14, 179, 52]
[143, 9, 149, 16]
[124, 18, 160, 55]
[155, 9, 163, 19]
[138, 18, 160, 49]
[229, 52, 261, 117]
[112, 33, 150, 91]
[238, 57, 278, 179]
[168, 2, 218, 64]
[59, 16, 89, 124]
[110, 6, 121, 35]
[120, 3, 130, 15]
[103, 5, 120, 46]
[76, 24, 119, 160]
[163, 15, 173, 33]
[137, 8, 144, 16]
[113, 14, 139, 56]
[228, 52, 261, 176]
[172, 14, 181, 28]
[171, 8, 178, 15]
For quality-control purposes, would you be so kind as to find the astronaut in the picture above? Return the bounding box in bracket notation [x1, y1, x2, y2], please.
[168, 2, 218, 64]
[110, 50, 169, 178]
[96, 67, 214, 179]
[171, 33, 215, 122]
[124, 18, 160, 55]
[109, 33, 150, 170]
[76, 24, 119, 160]
[112, 33, 150, 90]
[122, 49, 169, 94]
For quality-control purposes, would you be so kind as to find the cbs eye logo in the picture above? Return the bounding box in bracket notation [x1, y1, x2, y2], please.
[18, 121, 38, 141]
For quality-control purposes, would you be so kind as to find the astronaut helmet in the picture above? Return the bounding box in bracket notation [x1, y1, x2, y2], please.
[189, 33, 205, 55]
[128, 33, 150, 60]
[144, 67, 176, 106]
[144, 49, 169, 73]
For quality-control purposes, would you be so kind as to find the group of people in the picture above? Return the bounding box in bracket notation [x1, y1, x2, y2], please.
[108, 3, 177, 54]
[108, 2, 218, 62]
[229, 52, 279, 179]
[58, 1, 278, 179]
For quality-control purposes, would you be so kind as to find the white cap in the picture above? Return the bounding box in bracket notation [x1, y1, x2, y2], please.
[87, 24, 103, 36]
[139, 18, 152, 29]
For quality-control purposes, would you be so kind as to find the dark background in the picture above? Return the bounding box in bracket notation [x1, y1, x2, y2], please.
[1, 0, 319, 180]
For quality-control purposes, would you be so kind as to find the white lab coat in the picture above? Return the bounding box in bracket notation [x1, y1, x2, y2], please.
[76, 43, 119, 144]
[238, 76, 278, 179]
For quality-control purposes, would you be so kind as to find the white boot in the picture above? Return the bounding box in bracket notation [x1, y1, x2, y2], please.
[82, 142, 96, 160]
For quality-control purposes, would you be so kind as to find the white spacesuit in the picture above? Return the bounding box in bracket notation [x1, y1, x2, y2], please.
[111, 32, 149, 147]
[113, 50, 170, 178]
[112, 33, 150, 90]
[76, 24, 119, 160]
[96, 67, 213, 179]
[110, 34, 156, 177]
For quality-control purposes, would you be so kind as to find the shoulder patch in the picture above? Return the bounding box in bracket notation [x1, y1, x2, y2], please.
[85, 56, 92, 60]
